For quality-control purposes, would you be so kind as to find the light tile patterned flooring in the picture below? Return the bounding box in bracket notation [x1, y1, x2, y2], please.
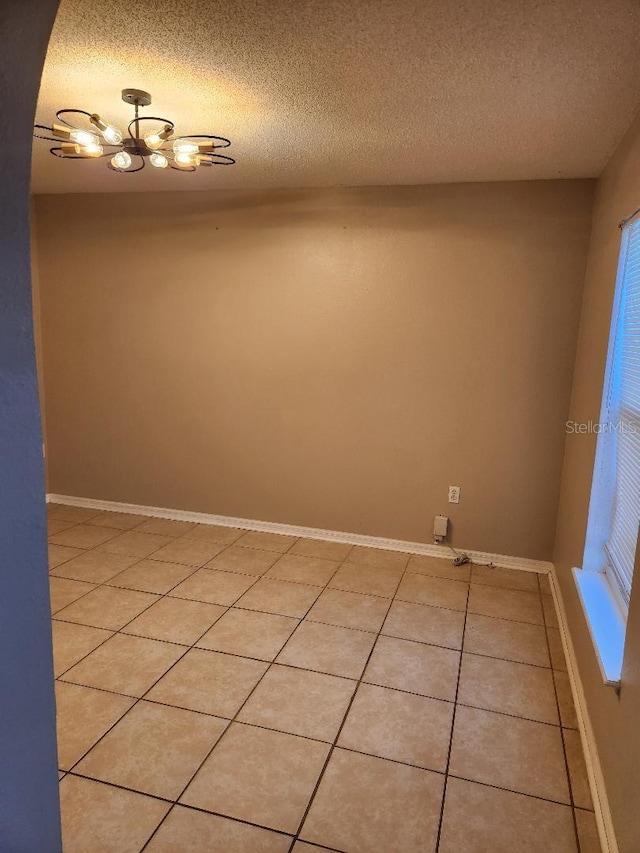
[48, 503, 602, 853]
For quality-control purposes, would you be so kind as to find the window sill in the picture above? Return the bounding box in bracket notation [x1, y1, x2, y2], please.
[572, 567, 626, 688]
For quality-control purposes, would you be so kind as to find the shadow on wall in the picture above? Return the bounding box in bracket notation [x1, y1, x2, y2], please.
[88, 181, 593, 234]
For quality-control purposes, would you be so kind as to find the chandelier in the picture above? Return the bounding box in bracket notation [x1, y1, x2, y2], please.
[33, 88, 235, 174]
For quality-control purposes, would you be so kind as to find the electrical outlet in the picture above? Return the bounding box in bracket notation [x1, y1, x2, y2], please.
[448, 485, 461, 504]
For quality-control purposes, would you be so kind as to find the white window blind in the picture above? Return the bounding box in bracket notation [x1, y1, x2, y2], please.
[598, 220, 640, 606]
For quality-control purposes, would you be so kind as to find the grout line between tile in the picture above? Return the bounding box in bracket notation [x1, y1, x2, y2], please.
[61, 564, 274, 774]
[137, 537, 356, 851]
[434, 564, 471, 851]
[63, 770, 297, 845]
[51, 528, 271, 677]
[445, 772, 577, 809]
[449, 698, 560, 728]
[55, 529, 280, 772]
[50, 578, 103, 615]
[285, 553, 410, 853]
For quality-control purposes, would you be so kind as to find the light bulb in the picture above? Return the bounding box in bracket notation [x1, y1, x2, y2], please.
[80, 142, 103, 157]
[61, 142, 99, 157]
[70, 129, 99, 146]
[90, 114, 123, 145]
[173, 139, 199, 156]
[174, 151, 195, 165]
[150, 152, 168, 168]
[102, 125, 123, 145]
[145, 125, 172, 150]
[111, 151, 132, 170]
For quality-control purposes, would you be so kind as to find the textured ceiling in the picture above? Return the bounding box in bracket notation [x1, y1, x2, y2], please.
[32, 0, 640, 194]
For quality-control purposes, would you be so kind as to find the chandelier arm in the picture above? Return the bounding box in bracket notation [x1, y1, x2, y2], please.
[127, 116, 176, 143]
[55, 108, 94, 128]
[127, 116, 175, 133]
[50, 146, 118, 159]
[169, 160, 196, 173]
[199, 154, 236, 165]
[127, 154, 146, 173]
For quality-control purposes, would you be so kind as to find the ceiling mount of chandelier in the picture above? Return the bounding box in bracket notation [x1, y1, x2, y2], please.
[33, 88, 235, 174]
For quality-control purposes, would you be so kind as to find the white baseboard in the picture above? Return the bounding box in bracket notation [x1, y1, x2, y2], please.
[46, 493, 553, 575]
[548, 568, 618, 853]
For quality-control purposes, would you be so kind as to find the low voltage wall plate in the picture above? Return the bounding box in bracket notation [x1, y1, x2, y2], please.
[434, 514, 448, 543]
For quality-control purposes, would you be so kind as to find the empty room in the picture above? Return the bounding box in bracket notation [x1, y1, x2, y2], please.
[3, 0, 640, 851]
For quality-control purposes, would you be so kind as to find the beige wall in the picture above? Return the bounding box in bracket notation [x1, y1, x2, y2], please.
[554, 113, 640, 852]
[33, 181, 593, 559]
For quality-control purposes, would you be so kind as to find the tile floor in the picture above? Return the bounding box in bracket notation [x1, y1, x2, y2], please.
[47, 503, 601, 852]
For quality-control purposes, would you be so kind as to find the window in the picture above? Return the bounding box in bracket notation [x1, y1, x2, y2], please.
[585, 220, 640, 606]
[576, 219, 640, 685]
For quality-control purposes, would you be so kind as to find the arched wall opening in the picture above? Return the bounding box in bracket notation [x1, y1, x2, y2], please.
[1, 1, 62, 849]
